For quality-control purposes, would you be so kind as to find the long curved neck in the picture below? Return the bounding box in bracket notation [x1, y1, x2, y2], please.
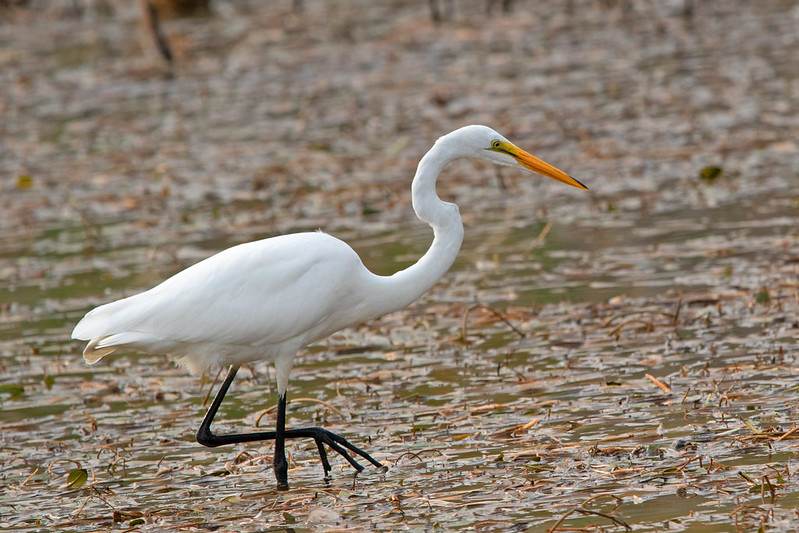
[368, 141, 465, 313]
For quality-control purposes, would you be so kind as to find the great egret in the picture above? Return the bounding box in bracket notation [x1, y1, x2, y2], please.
[72, 125, 588, 490]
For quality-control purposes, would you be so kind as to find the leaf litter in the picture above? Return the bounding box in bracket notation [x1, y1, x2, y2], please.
[1, 0, 799, 531]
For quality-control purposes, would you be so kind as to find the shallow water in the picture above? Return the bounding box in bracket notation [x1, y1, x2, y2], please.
[2, 0, 799, 531]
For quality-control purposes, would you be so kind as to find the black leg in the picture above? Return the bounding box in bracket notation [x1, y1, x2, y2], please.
[274, 392, 289, 490]
[196, 365, 241, 447]
[196, 365, 383, 489]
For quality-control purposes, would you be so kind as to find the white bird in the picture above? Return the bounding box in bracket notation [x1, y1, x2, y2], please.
[72, 125, 588, 490]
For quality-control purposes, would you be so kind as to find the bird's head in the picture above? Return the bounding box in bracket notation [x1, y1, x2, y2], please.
[440, 125, 588, 190]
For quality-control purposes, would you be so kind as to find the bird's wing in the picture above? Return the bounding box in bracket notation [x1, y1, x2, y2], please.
[73, 232, 367, 357]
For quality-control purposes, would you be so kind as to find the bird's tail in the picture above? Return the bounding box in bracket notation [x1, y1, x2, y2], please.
[83, 337, 118, 364]
[72, 293, 154, 364]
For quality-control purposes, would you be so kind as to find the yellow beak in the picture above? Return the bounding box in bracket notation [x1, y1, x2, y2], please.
[500, 142, 588, 190]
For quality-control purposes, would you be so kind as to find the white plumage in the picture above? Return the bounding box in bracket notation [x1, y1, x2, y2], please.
[75, 233, 377, 376]
[72, 125, 587, 489]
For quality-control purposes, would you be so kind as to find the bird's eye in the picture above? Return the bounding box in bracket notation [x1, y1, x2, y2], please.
[491, 140, 502, 149]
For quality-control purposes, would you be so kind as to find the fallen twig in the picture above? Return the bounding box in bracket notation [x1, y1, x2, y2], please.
[645, 373, 672, 394]
[461, 303, 526, 343]
[547, 494, 630, 532]
[255, 397, 346, 426]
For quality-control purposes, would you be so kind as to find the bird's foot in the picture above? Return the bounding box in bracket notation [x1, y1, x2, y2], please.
[283, 426, 383, 476]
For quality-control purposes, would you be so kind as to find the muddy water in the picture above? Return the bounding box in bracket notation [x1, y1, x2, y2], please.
[2, 185, 797, 531]
[2, 0, 799, 531]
